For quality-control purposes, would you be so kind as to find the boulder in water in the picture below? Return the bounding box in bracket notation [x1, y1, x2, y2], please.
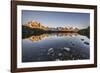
[58, 53, 62, 56]
[84, 42, 89, 45]
[63, 47, 70, 51]
[47, 48, 54, 55]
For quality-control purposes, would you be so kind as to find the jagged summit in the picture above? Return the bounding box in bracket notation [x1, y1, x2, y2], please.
[23, 21, 48, 30]
[23, 21, 79, 32]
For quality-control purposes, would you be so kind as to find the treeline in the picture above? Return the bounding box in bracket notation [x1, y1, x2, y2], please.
[78, 27, 90, 38]
[22, 25, 45, 38]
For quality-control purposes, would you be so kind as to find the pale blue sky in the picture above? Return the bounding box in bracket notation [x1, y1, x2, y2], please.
[22, 10, 90, 29]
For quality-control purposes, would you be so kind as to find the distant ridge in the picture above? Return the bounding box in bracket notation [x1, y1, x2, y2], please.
[23, 21, 79, 32]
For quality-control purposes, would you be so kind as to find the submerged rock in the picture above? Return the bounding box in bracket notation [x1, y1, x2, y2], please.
[72, 43, 75, 46]
[48, 48, 54, 51]
[71, 42, 75, 46]
[47, 48, 54, 55]
[48, 48, 54, 52]
[84, 42, 89, 45]
[81, 39, 84, 41]
[58, 53, 62, 56]
[63, 47, 70, 51]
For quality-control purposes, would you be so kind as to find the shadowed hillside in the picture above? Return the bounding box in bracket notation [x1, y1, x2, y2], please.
[78, 27, 90, 38]
[22, 25, 45, 38]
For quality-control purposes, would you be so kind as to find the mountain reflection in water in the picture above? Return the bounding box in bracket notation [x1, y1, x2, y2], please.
[22, 33, 90, 62]
[28, 33, 78, 42]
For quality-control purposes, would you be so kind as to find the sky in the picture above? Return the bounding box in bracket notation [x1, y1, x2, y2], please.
[22, 10, 90, 29]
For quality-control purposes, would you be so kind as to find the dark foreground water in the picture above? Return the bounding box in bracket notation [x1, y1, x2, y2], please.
[22, 33, 90, 62]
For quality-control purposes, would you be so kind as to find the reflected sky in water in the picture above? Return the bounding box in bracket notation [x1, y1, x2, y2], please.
[22, 33, 90, 62]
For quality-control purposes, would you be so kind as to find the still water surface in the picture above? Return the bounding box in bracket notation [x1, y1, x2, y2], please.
[22, 33, 90, 62]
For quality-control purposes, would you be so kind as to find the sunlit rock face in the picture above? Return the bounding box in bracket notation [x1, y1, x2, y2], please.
[24, 21, 49, 30]
[23, 21, 79, 32]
